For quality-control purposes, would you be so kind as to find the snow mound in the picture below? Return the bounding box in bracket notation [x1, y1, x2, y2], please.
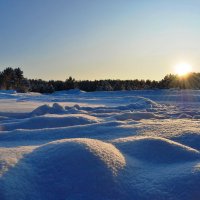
[31, 103, 88, 116]
[113, 136, 200, 163]
[3, 139, 126, 200]
[2, 114, 99, 131]
[65, 106, 88, 114]
[129, 96, 161, 108]
[115, 112, 164, 121]
[31, 103, 65, 116]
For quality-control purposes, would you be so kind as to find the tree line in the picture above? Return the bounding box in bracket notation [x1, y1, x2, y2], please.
[0, 67, 200, 93]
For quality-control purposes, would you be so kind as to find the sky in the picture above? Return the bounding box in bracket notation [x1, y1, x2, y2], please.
[0, 0, 200, 81]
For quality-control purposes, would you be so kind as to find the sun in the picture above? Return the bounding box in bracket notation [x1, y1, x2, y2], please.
[174, 63, 192, 76]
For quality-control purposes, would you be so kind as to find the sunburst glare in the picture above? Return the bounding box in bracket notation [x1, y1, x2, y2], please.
[174, 63, 192, 77]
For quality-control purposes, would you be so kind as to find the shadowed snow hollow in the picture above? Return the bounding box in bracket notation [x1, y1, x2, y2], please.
[2, 139, 126, 200]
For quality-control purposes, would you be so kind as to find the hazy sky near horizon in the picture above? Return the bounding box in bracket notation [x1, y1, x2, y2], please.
[0, 0, 200, 80]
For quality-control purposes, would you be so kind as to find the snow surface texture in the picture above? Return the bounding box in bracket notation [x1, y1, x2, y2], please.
[1, 89, 200, 199]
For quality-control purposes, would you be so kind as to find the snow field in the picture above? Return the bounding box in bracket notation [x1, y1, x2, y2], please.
[0, 89, 200, 199]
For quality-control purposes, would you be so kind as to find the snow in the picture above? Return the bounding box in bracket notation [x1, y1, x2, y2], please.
[115, 112, 164, 121]
[113, 136, 200, 163]
[2, 139, 125, 200]
[0, 89, 200, 199]
[1, 114, 99, 131]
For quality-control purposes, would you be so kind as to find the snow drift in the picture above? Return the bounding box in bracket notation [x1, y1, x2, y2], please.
[31, 103, 66, 115]
[1, 114, 99, 131]
[1, 139, 126, 200]
[113, 136, 200, 163]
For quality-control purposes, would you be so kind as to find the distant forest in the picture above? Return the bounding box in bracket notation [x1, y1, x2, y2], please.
[0, 67, 200, 93]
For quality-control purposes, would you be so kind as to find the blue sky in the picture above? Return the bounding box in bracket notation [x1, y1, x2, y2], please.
[0, 0, 200, 80]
